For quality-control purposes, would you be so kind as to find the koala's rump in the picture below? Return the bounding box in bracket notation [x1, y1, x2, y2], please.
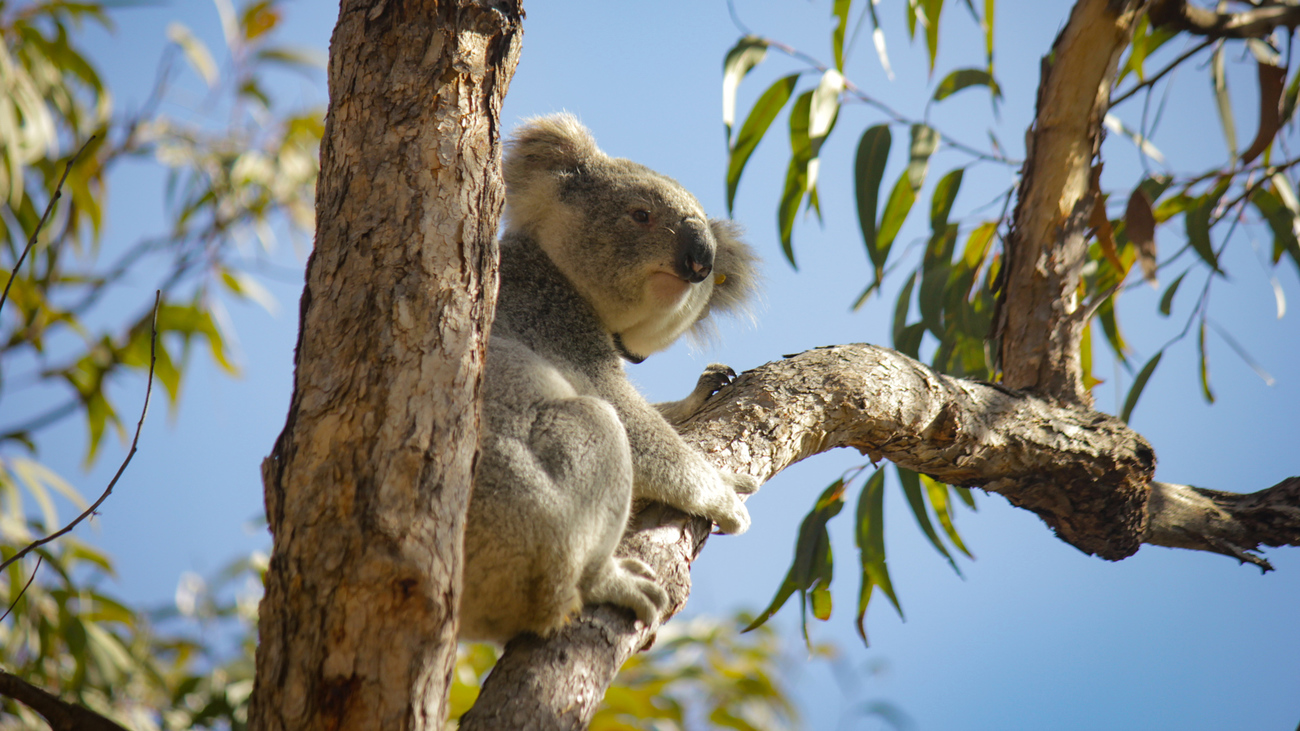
[461, 336, 635, 641]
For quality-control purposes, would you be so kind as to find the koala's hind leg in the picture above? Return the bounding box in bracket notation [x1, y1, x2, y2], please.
[463, 394, 665, 640]
[529, 396, 668, 628]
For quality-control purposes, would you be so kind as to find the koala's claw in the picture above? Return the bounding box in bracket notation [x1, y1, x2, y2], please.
[586, 556, 669, 630]
[696, 363, 738, 398]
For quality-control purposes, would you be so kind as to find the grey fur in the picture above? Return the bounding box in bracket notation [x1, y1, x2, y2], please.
[460, 115, 760, 642]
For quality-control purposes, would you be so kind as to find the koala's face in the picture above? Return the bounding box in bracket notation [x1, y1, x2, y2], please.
[503, 116, 728, 359]
[548, 159, 719, 353]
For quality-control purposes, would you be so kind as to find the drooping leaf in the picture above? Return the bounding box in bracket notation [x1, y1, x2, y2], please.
[166, 22, 217, 87]
[983, 0, 995, 67]
[1241, 59, 1286, 164]
[722, 36, 769, 141]
[1158, 271, 1186, 317]
[892, 271, 916, 340]
[1211, 43, 1237, 161]
[877, 172, 917, 267]
[778, 91, 815, 266]
[1121, 350, 1163, 423]
[922, 0, 944, 72]
[1126, 187, 1158, 287]
[854, 469, 901, 644]
[854, 125, 892, 275]
[1281, 67, 1300, 127]
[745, 478, 846, 636]
[1088, 165, 1125, 276]
[727, 74, 799, 216]
[1102, 114, 1165, 162]
[906, 123, 939, 191]
[867, 1, 894, 80]
[832, 0, 852, 71]
[919, 225, 957, 337]
[896, 466, 960, 574]
[920, 473, 972, 558]
[1185, 177, 1231, 275]
[932, 68, 1001, 102]
[1198, 321, 1215, 404]
[1251, 184, 1300, 281]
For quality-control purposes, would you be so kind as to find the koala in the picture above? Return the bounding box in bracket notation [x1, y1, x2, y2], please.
[458, 114, 761, 643]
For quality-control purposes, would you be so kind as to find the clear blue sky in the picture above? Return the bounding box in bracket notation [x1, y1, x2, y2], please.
[22, 2, 1300, 729]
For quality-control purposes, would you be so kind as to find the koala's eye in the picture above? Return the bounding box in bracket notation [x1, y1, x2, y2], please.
[631, 209, 651, 224]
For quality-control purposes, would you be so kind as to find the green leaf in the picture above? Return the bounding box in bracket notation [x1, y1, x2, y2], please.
[906, 123, 939, 191]
[745, 478, 846, 635]
[166, 22, 218, 87]
[1282, 67, 1300, 127]
[1137, 174, 1173, 206]
[983, 0, 995, 67]
[919, 225, 957, 337]
[1185, 177, 1231, 275]
[854, 125, 892, 274]
[778, 91, 815, 267]
[877, 172, 916, 265]
[1211, 43, 1237, 161]
[1158, 271, 1186, 317]
[892, 271, 917, 342]
[932, 68, 1001, 102]
[1251, 184, 1300, 281]
[722, 36, 769, 139]
[1198, 321, 1215, 404]
[896, 466, 959, 574]
[1121, 350, 1163, 423]
[921, 474, 972, 558]
[930, 168, 964, 231]
[832, 0, 852, 71]
[854, 469, 901, 644]
[895, 321, 926, 359]
[922, 0, 944, 72]
[727, 74, 799, 216]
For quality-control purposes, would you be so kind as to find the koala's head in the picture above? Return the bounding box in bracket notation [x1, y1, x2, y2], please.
[502, 114, 758, 361]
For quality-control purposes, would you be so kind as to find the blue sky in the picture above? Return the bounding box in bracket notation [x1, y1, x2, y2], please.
[16, 1, 1300, 729]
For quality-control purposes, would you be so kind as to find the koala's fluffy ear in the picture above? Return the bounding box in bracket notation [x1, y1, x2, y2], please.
[503, 114, 603, 190]
[689, 219, 761, 342]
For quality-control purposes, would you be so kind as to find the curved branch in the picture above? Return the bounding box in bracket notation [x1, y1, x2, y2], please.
[0, 671, 129, 731]
[1149, 0, 1300, 39]
[463, 344, 1298, 728]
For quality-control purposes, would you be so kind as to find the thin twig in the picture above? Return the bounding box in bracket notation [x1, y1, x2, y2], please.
[0, 136, 96, 318]
[1110, 39, 1214, 107]
[0, 291, 159, 574]
[0, 555, 42, 623]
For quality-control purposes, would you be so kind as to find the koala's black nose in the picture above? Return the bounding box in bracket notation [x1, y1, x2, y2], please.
[676, 218, 714, 283]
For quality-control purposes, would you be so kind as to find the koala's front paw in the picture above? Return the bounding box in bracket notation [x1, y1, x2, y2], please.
[701, 470, 754, 535]
[585, 556, 670, 630]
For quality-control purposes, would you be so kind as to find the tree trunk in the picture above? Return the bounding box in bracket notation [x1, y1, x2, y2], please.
[248, 3, 522, 730]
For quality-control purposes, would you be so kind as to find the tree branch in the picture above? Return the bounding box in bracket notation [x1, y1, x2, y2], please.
[0, 291, 160, 574]
[0, 670, 129, 731]
[1149, 0, 1300, 39]
[464, 344, 1299, 727]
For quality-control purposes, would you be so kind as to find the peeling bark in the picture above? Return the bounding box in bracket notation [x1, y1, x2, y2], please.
[994, 0, 1146, 406]
[465, 345, 1298, 727]
[248, 2, 522, 730]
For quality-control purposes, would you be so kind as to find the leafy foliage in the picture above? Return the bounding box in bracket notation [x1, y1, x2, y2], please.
[0, 0, 319, 725]
[724, 0, 1299, 640]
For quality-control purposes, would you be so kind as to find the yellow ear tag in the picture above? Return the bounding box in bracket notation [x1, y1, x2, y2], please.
[714, 273, 727, 285]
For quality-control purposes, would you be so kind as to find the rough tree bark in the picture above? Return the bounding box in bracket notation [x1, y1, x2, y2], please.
[249, 2, 521, 730]
[462, 0, 1299, 726]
